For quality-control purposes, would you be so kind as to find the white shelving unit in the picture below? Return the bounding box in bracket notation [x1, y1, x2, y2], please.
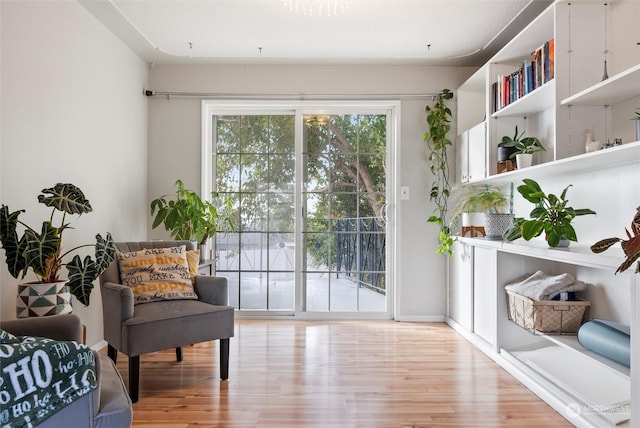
[562, 64, 640, 107]
[468, 140, 640, 186]
[449, 1, 640, 426]
[453, 234, 636, 427]
[491, 80, 556, 118]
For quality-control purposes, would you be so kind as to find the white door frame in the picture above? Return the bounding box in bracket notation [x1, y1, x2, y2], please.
[202, 99, 399, 319]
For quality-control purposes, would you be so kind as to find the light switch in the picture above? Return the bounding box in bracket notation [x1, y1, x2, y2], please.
[401, 186, 410, 200]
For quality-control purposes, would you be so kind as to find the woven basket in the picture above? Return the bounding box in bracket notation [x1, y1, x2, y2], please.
[506, 290, 590, 335]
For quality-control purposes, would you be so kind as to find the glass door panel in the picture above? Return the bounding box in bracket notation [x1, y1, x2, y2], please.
[302, 114, 386, 313]
[214, 110, 387, 315]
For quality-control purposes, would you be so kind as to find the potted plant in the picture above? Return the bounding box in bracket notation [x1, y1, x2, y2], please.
[0, 183, 116, 316]
[498, 125, 545, 168]
[450, 185, 486, 236]
[150, 179, 233, 262]
[472, 184, 513, 239]
[503, 178, 596, 247]
[451, 184, 512, 239]
[423, 89, 454, 255]
[591, 206, 640, 274]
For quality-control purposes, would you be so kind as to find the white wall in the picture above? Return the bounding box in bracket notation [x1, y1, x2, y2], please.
[0, 0, 148, 346]
[148, 64, 473, 320]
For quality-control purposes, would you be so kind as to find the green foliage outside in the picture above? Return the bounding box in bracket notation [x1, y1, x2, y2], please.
[214, 113, 386, 288]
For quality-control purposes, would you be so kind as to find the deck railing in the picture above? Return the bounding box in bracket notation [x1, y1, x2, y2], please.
[335, 217, 385, 294]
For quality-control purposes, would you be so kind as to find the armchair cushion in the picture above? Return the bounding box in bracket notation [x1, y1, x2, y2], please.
[117, 245, 198, 304]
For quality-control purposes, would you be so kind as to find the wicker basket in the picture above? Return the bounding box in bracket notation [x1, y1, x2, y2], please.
[506, 290, 590, 335]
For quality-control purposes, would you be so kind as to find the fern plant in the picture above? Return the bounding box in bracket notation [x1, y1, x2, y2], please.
[423, 89, 454, 255]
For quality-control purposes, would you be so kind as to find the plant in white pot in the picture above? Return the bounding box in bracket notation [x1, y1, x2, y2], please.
[0, 183, 116, 316]
[450, 186, 484, 236]
[499, 126, 545, 169]
[449, 184, 491, 237]
[452, 184, 513, 240]
[150, 179, 234, 263]
[503, 178, 596, 248]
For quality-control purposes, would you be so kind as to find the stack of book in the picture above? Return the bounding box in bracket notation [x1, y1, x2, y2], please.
[492, 38, 554, 113]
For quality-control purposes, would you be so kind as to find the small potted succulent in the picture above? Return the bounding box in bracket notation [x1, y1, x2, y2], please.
[498, 126, 545, 168]
[503, 178, 596, 247]
[0, 183, 116, 316]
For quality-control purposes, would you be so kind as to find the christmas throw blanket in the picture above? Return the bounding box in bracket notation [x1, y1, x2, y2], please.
[0, 329, 97, 428]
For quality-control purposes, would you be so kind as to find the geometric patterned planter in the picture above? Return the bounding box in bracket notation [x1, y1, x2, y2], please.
[484, 213, 515, 240]
[17, 281, 72, 318]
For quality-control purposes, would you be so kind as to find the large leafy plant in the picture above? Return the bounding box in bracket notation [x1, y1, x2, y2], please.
[150, 179, 233, 245]
[424, 89, 454, 255]
[503, 178, 596, 247]
[0, 183, 116, 306]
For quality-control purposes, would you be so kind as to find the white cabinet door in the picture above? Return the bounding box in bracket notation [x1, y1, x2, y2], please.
[467, 121, 486, 181]
[473, 247, 497, 348]
[448, 242, 474, 331]
[456, 131, 469, 183]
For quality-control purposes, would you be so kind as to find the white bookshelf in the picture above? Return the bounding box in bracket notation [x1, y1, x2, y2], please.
[450, 1, 640, 426]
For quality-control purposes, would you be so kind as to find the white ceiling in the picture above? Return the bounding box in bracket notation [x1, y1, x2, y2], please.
[80, 0, 552, 67]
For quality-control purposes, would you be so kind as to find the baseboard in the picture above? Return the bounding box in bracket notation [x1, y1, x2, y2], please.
[395, 315, 446, 322]
[91, 339, 108, 352]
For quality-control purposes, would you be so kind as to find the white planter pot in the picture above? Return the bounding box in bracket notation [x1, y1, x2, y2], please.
[516, 153, 533, 169]
[16, 281, 72, 318]
[462, 212, 485, 227]
[470, 212, 485, 226]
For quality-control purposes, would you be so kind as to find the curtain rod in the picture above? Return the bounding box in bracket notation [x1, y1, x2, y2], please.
[144, 90, 441, 101]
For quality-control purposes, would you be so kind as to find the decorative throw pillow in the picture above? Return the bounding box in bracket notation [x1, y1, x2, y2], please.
[186, 249, 200, 285]
[117, 245, 198, 304]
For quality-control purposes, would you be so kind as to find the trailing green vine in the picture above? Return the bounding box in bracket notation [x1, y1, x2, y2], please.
[423, 89, 454, 255]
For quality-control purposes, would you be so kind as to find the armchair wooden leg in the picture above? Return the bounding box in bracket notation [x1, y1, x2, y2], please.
[107, 344, 118, 364]
[220, 338, 229, 380]
[129, 356, 140, 403]
[176, 347, 183, 362]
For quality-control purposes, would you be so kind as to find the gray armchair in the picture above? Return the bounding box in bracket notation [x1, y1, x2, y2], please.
[0, 314, 133, 428]
[99, 240, 234, 403]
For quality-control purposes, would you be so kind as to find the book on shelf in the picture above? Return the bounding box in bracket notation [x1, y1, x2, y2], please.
[492, 38, 554, 113]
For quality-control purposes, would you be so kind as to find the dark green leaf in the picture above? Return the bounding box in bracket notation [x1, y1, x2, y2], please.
[95, 233, 116, 272]
[0, 205, 27, 278]
[66, 255, 98, 306]
[23, 221, 60, 280]
[521, 219, 544, 240]
[37, 183, 93, 215]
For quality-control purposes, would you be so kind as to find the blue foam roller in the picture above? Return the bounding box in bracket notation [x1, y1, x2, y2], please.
[577, 319, 630, 367]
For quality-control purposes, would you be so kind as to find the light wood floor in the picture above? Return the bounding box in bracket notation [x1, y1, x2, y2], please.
[110, 320, 572, 427]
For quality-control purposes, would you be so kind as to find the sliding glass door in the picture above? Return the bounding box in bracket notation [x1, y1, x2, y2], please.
[214, 114, 296, 311]
[203, 101, 394, 318]
[301, 113, 387, 312]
